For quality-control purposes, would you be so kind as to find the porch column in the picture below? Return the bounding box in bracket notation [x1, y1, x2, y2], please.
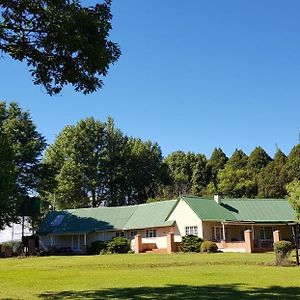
[273, 230, 281, 244]
[222, 222, 226, 241]
[244, 230, 254, 253]
[134, 234, 143, 254]
[82, 233, 88, 254]
[167, 232, 176, 253]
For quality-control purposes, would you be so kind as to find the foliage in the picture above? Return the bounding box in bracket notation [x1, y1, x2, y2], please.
[89, 241, 108, 255]
[218, 165, 255, 198]
[180, 235, 203, 253]
[165, 151, 209, 197]
[207, 148, 228, 192]
[200, 241, 218, 253]
[42, 117, 166, 208]
[274, 240, 293, 265]
[286, 144, 300, 181]
[0, 102, 45, 229]
[0, 0, 120, 95]
[227, 149, 248, 169]
[287, 179, 300, 222]
[257, 149, 288, 198]
[247, 147, 272, 174]
[107, 237, 130, 254]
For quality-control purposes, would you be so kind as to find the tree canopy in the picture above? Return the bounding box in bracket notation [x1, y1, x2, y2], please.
[0, 0, 120, 95]
[42, 117, 166, 208]
[0, 101, 46, 229]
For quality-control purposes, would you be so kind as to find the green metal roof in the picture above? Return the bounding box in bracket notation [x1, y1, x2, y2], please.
[221, 199, 295, 222]
[182, 196, 236, 221]
[38, 200, 178, 235]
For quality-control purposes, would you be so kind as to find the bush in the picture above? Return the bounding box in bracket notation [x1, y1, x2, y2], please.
[180, 235, 203, 253]
[274, 240, 293, 265]
[107, 237, 130, 254]
[200, 241, 218, 253]
[0, 242, 13, 257]
[89, 241, 108, 255]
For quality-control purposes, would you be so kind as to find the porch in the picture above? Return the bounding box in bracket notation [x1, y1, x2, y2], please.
[206, 222, 292, 253]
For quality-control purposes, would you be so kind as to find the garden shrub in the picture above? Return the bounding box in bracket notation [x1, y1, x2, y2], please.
[200, 241, 218, 253]
[0, 242, 13, 257]
[89, 241, 108, 255]
[180, 235, 203, 253]
[107, 237, 130, 254]
[274, 240, 293, 265]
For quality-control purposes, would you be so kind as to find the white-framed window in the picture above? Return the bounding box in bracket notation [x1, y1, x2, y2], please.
[146, 229, 156, 238]
[115, 231, 125, 238]
[212, 226, 223, 242]
[185, 226, 198, 236]
[130, 230, 137, 237]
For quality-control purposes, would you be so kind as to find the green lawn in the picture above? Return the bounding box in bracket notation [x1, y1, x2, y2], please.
[0, 252, 299, 299]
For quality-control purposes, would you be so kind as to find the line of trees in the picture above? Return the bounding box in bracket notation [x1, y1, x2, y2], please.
[1, 101, 300, 229]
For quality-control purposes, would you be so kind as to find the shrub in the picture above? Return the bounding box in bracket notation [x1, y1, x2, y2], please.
[274, 240, 293, 265]
[107, 237, 130, 254]
[89, 241, 108, 255]
[180, 235, 203, 253]
[200, 241, 218, 253]
[0, 242, 13, 257]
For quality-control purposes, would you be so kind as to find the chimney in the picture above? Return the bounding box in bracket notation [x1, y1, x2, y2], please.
[214, 194, 221, 204]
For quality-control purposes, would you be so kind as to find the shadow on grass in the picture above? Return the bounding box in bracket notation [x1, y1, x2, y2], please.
[39, 284, 300, 299]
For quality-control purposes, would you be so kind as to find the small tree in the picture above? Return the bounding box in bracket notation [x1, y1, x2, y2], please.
[180, 235, 203, 253]
[287, 179, 300, 222]
[274, 241, 293, 265]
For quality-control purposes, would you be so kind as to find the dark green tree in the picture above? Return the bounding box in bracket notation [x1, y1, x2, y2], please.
[285, 144, 300, 181]
[227, 149, 248, 169]
[43, 117, 165, 208]
[247, 147, 272, 173]
[0, 0, 120, 95]
[0, 131, 16, 229]
[257, 149, 288, 198]
[0, 102, 45, 227]
[191, 154, 209, 196]
[217, 149, 254, 198]
[206, 147, 228, 192]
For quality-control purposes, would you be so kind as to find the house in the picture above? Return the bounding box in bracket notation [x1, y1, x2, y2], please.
[38, 195, 296, 253]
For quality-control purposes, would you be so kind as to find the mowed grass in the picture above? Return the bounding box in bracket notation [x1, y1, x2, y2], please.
[0, 252, 300, 299]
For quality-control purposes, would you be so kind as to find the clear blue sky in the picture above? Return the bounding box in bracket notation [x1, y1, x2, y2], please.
[1, 0, 300, 158]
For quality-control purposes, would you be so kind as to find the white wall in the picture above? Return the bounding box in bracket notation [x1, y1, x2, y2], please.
[167, 199, 203, 242]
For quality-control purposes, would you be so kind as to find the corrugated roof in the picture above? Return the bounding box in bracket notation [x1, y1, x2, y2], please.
[182, 196, 236, 221]
[124, 200, 177, 229]
[38, 200, 178, 235]
[221, 199, 294, 222]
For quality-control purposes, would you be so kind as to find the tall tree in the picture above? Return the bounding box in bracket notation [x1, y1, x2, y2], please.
[218, 150, 255, 198]
[247, 147, 272, 173]
[0, 102, 45, 227]
[206, 147, 228, 192]
[43, 117, 165, 208]
[286, 144, 300, 181]
[0, 0, 120, 95]
[0, 131, 16, 229]
[191, 154, 209, 196]
[227, 149, 248, 169]
[257, 149, 288, 198]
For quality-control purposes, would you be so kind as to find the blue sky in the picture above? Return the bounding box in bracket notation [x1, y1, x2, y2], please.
[1, 0, 300, 158]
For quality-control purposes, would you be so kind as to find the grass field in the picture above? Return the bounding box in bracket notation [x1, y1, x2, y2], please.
[0, 252, 300, 299]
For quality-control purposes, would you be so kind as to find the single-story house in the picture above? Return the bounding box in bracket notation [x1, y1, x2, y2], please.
[38, 195, 296, 253]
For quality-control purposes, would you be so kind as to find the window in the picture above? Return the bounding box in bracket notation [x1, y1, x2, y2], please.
[185, 226, 198, 236]
[115, 231, 125, 238]
[212, 226, 223, 242]
[259, 227, 273, 240]
[146, 229, 156, 238]
[130, 230, 137, 237]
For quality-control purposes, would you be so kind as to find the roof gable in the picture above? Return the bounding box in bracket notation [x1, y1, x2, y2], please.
[182, 196, 236, 221]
